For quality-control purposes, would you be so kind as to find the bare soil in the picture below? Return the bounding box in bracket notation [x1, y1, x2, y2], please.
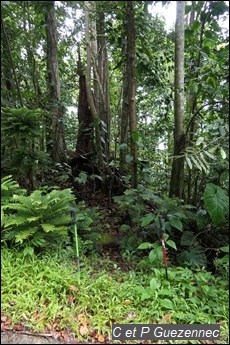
[1, 331, 65, 344]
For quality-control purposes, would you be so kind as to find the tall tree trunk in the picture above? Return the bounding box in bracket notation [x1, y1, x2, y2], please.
[119, 66, 129, 171]
[169, 1, 185, 198]
[1, 18, 14, 105]
[45, 0, 66, 163]
[84, 0, 104, 170]
[126, 1, 138, 188]
[185, 1, 207, 204]
[1, 17, 23, 107]
[97, 9, 111, 158]
[76, 43, 94, 154]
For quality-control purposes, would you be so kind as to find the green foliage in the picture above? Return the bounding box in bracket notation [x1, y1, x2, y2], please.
[113, 186, 147, 224]
[204, 183, 229, 224]
[115, 185, 228, 269]
[2, 186, 75, 248]
[1, 107, 46, 139]
[1, 247, 229, 342]
[176, 247, 207, 268]
[68, 201, 108, 252]
[214, 246, 229, 281]
[1, 175, 27, 204]
[1, 107, 50, 189]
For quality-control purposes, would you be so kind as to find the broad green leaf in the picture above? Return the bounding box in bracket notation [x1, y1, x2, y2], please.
[220, 147, 227, 160]
[180, 231, 194, 246]
[137, 242, 153, 250]
[208, 144, 218, 153]
[119, 143, 129, 150]
[203, 150, 216, 160]
[136, 141, 144, 148]
[185, 155, 192, 169]
[91, 174, 103, 181]
[125, 154, 133, 163]
[149, 249, 157, 262]
[199, 153, 209, 169]
[131, 130, 139, 142]
[196, 155, 208, 173]
[23, 246, 34, 257]
[220, 126, 226, 137]
[159, 299, 174, 309]
[190, 155, 202, 171]
[220, 246, 229, 253]
[150, 277, 157, 290]
[141, 291, 152, 300]
[150, 278, 161, 290]
[195, 137, 204, 145]
[192, 20, 201, 31]
[169, 217, 183, 231]
[204, 183, 229, 224]
[177, 247, 207, 267]
[140, 214, 154, 227]
[166, 240, 177, 250]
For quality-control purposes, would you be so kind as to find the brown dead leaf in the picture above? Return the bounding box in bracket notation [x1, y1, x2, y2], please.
[90, 329, 98, 338]
[69, 285, 79, 292]
[218, 320, 226, 326]
[33, 312, 41, 320]
[97, 334, 105, 343]
[51, 330, 61, 340]
[60, 330, 70, 343]
[44, 300, 49, 307]
[123, 299, 131, 305]
[79, 324, 88, 336]
[1, 323, 11, 331]
[52, 317, 61, 330]
[78, 314, 90, 325]
[13, 323, 23, 331]
[127, 310, 137, 319]
[162, 313, 172, 322]
[67, 293, 74, 304]
[1, 315, 7, 322]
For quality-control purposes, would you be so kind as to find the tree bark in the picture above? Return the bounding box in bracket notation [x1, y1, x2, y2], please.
[119, 67, 129, 171]
[169, 1, 185, 198]
[84, 0, 104, 170]
[76, 44, 94, 154]
[126, 1, 138, 188]
[45, 0, 66, 163]
[97, 9, 111, 157]
[1, 17, 23, 107]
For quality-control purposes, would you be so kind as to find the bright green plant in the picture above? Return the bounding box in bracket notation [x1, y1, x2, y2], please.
[1, 175, 27, 233]
[1, 175, 27, 205]
[204, 183, 229, 224]
[1, 107, 50, 190]
[1, 246, 229, 343]
[214, 245, 229, 281]
[2, 187, 76, 249]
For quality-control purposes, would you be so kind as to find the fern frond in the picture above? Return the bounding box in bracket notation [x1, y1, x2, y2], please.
[41, 224, 57, 233]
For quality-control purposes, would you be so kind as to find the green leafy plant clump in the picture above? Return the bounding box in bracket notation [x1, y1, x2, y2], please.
[1, 247, 229, 343]
[1, 180, 76, 249]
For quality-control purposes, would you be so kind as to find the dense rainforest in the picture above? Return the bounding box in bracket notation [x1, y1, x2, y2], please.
[1, 1, 229, 344]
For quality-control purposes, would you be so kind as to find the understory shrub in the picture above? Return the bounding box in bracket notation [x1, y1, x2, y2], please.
[1, 180, 76, 250]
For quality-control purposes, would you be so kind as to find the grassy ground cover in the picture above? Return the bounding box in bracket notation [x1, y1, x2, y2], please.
[1, 246, 229, 344]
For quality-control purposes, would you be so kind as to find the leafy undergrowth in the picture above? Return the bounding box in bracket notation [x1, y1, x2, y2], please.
[1, 246, 229, 344]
